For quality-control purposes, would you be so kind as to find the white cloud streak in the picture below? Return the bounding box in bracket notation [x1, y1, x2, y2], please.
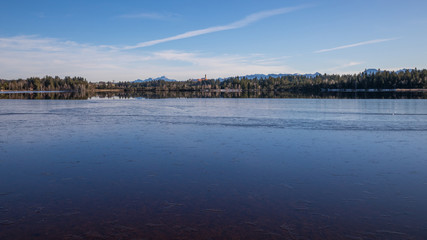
[315, 38, 397, 53]
[325, 61, 363, 73]
[122, 6, 307, 49]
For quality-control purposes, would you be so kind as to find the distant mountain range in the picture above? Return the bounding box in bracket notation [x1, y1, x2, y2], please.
[364, 69, 379, 75]
[133, 76, 177, 83]
[364, 68, 413, 75]
[236, 72, 322, 80]
[239, 69, 415, 79]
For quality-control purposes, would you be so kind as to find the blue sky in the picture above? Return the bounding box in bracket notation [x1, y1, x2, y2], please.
[0, 0, 426, 81]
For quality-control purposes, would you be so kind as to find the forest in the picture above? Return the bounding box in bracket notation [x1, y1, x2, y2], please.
[0, 76, 89, 92]
[1, 69, 426, 93]
[99, 69, 427, 92]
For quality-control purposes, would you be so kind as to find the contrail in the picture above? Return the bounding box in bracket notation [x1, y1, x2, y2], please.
[122, 5, 309, 50]
[314, 38, 397, 53]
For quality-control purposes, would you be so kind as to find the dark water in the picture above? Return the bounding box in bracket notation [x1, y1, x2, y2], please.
[0, 97, 426, 239]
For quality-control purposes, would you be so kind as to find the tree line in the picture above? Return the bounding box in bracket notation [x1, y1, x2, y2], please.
[1, 69, 426, 93]
[0, 76, 89, 92]
[104, 69, 427, 92]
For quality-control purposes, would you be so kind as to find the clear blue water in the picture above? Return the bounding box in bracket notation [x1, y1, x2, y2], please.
[0, 98, 427, 239]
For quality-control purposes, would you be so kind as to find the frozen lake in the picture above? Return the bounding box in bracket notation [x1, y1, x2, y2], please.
[1, 97, 427, 239]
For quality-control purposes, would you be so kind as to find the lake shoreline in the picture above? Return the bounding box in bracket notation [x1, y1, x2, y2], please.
[91, 88, 427, 93]
[1, 89, 426, 100]
[0, 90, 72, 94]
[323, 88, 427, 93]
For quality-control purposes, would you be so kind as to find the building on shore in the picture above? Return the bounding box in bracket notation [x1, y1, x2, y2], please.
[197, 74, 207, 82]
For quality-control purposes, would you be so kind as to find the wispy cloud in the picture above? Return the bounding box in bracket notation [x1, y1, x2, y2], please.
[250, 55, 292, 65]
[325, 61, 363, 72]
[0, 35, 295, 81]
[118, 12, 178, 20]
[122, 5, 309, 49]
[315, 38, 397, 53]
